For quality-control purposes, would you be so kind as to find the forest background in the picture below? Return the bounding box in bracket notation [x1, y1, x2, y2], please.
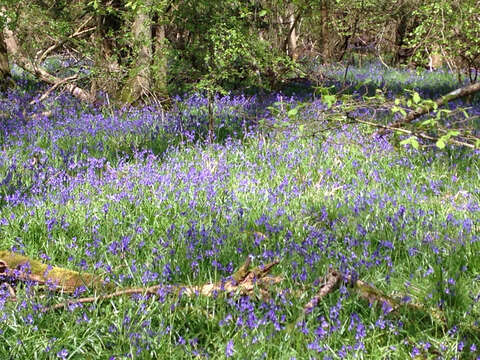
[1, 0, 479, 104]
[1, 1, 480, 359]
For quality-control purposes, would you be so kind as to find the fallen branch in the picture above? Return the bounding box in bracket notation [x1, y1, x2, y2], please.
[44, 285, 165, 312]
[43, 257, 282, 312]
[29, 75, 78, 105]
[347, 114, 477, 149]
[302, 268, 446, 325]
[376, 81, 480, 136]
[29, 110, 53, 120]
[3, 23, 94, 103]
[0, 251, 452, 329]
[303, 268, 342, 314]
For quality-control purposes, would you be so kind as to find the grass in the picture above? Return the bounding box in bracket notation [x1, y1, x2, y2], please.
[0, 63, 479, 359]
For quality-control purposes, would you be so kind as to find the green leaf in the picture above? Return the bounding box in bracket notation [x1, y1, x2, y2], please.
[400, 136, 419, 150]
[446, 130, 460, 137]
[322, 94, 336, 109]
[287, 108, 298, 118]
[412, 92, 421, 104]
[436, 139, 446, 149]
[258, 9, 267, 17]
[392, 106, 407, 117]
[420, 118, 435, 128]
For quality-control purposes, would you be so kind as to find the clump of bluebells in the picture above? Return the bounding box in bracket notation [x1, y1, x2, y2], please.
[0, 67, 479, 358]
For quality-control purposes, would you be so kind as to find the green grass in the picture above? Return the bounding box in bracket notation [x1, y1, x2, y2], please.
[2, 129, 479, 359]
[1, 67, 480, 358]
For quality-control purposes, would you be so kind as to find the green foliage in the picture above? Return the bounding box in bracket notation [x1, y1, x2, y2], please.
[2, 108, 479, 357]
[168, 1, 294, 95]
[399, 136, 419, 150]
[408, 0, 480, 78]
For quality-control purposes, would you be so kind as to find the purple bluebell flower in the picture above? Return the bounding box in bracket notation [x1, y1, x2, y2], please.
[225, 340, 234, 358]
[56, 349, 68, 359]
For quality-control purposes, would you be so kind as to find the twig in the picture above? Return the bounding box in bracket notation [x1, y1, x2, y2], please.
[36, 16, 95, 65]
[348, 114, 477, 149]
[43, 285, 165, 312]
[29, 75, 78, 105]
[375, 81, 480, 136]
[304, 269, 342, 314]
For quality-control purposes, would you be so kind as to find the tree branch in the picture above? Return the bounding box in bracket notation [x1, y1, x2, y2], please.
[376, 81, 480, 135]
[42, 258, 282, 312]
[3, 19, 94, 103]
[348, 114, 477, 149]
[36, 18, 96, 65]
[29, 75, 78, 105]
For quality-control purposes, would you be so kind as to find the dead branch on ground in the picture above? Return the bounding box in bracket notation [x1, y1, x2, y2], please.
[0, 250, 460, 332]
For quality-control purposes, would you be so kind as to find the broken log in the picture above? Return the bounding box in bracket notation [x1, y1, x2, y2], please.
[0, 251, 106, 293]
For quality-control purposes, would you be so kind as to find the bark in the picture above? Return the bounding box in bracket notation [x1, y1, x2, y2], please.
[120, 0, 153, 104]
[0, 30, 12, 91]
[0, 251, 106, 293]
[96, 5, 122, 69]
[41, 257, 282, 312]
[428, 47, 443, 71]
[286, 5, 298, 60]
[337, 14, 359, 62]
[152, 16, 168, 97]
[319, 0, 331, 62]
[377, 81, 480, 135]
[303, 269, 341, 314]
[394, 9, 409, 65]
[92, 6, 122, 100]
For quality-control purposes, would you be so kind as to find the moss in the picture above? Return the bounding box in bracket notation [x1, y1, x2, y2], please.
[0, 250, 107, 293]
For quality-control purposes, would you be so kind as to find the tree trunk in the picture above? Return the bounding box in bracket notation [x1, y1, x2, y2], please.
[120, 0, 153, 104]
[286, 5, 298, 60]
[94, 4, 122, 97]
[0, 30, 12, 91]
[394, 9, 409, 65]
[319, 0, 331, 63]
[152, 16, 168, 98]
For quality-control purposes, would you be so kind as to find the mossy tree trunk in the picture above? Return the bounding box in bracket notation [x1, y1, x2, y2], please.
[0, 30, 12, 91]
[152, 12, 168, 98]
[120, 0, 153, 105]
